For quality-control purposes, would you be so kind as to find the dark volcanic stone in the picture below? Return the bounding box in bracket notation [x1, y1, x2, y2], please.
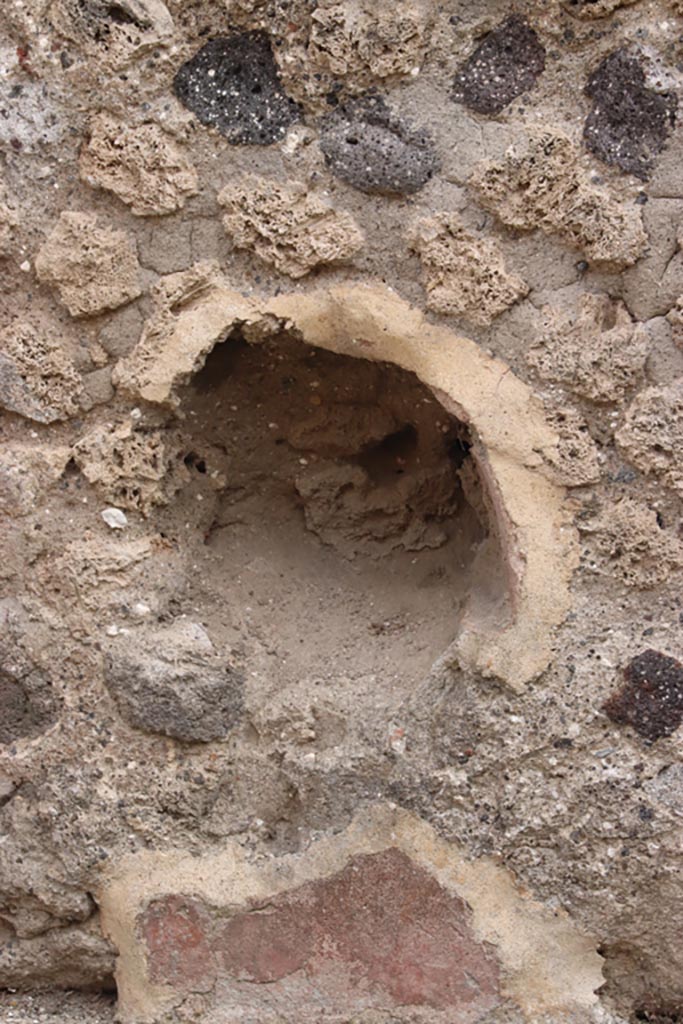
[603, 649, 683, 742]
[0, 665, 55, 746]
[319, 96, 439, 195]
[453, 16, 546, 115]
[583, 49, 677, 179]
[0, 610, 58, 746]
[104, 624, 244, 743]
[0, 671, 31, 745]
[173, 32, 301, 145]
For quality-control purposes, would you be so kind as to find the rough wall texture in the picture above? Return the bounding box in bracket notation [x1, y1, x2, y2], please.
[1, 1, 683, 1023]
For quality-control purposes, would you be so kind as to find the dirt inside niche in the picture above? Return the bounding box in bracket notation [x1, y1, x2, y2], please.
[175, 330, 503, 703]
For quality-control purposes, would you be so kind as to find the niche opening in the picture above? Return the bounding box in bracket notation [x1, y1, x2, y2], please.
[177, 328, 504, 700]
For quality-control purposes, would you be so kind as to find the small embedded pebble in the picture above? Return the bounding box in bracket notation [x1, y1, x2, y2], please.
[101, 507, 128, 530]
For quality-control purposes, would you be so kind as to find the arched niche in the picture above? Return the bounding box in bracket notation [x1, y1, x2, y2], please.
[114, 267, 578, 691]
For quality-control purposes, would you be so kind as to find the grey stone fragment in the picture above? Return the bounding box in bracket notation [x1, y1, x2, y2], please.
[319, 96, 439, 195]
[583, 49, 677, 179]
[104, 622, 243, 742]
[644, 764, 683, 816]
[173, 33, 300, 144]
[0, 341, 80, 424]
[453, 16, 546, 115]
[79, 367, 114, 412]
[0, 604, 57, 746]
[0, 673, 31, 746]
[0, 921, 116, 989]
[0, 353, 59, 424]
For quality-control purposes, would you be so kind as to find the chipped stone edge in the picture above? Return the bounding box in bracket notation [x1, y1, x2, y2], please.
[113, 277, 579, 692]
[98, 803, 603, 1022]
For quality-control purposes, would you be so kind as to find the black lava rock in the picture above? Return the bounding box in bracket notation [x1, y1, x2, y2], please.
[319, 95, 439, 195]
[602, 649, 683, 742]
[583, 49, 677, 179]
[453, 16, 546, 115]
[173, 32, 301, 145]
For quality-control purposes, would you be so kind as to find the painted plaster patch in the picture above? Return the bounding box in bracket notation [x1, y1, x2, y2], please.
[100, 806, 603, 1023]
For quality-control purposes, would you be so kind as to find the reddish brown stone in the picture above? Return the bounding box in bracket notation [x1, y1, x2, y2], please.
[139, 848, 500, 1020]
[603, 649, 683, 742]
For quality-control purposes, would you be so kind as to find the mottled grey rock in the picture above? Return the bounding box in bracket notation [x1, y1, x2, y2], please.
[0, 603, 57, 746]
[584, 50, 677, 179]
[50, 0, 174, 69]
[644, 763, 683, 816]
[104, 621, 243, 742]
[0, 673, 31, 746]
[319, 96, 439, 195]
[0, 323, 81, 424]
[453, 16, 545, 115]
[173, 33, 300, 145]
[0, 921, 116, 990]
[0, 353, 58, 424]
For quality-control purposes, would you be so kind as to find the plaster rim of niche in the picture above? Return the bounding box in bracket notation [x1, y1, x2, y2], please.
[99, 802, 603, 1022]
[113, 271, 579, 692]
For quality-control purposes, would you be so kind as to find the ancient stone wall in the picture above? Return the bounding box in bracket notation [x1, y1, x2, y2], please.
[1, 2, 683, 1023]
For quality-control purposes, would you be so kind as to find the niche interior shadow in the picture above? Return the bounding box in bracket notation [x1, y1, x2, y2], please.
[177, 329, 501, 701]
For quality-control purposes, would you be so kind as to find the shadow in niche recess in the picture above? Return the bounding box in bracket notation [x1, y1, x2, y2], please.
[105, 5, 139, 26]
[178, 328, 504, 699]
[635, 1010, 683, 1023]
